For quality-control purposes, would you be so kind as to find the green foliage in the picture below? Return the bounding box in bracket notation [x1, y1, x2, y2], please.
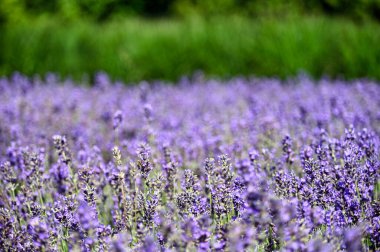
[1, 0, 380, 24]
[1, 17, 380, 83]
[173, 0, 237, 16]
[0, 0, 27, 24]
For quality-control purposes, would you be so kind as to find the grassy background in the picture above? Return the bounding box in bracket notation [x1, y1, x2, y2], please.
[1, 16, 380, 83]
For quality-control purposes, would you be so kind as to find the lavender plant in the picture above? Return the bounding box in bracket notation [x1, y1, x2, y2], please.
[0, 74, 379, 251]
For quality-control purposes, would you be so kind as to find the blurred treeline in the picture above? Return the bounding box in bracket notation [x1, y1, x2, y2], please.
[2, 0, 380, 24]
[1, 1, 380, 83]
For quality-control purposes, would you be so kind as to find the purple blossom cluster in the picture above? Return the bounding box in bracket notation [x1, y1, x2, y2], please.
[0, 73, 379, 251]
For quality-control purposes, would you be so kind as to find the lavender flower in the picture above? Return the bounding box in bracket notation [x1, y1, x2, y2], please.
[0, 75, 379, 251]
[113, 110, 123, 130]
[136, 143, 153, 180]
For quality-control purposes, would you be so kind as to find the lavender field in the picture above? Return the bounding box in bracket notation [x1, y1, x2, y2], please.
[0, 74, 379, 251]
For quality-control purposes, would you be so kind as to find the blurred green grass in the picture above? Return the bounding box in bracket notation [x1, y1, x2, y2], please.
[1, 16, 380, 83]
